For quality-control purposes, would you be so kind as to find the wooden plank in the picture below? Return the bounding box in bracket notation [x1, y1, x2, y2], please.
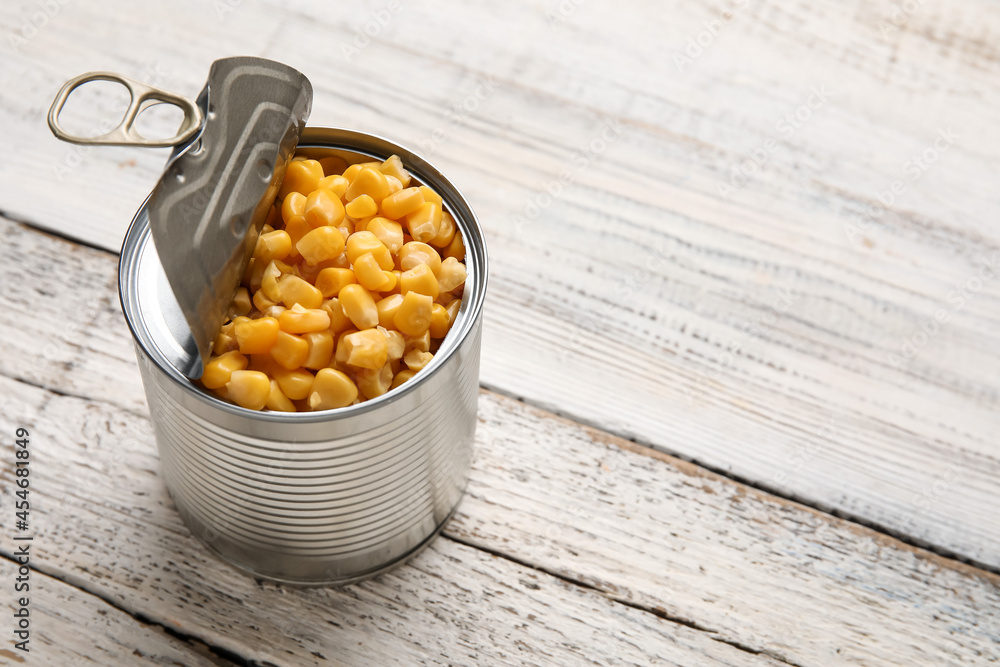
[1, 218, 998, 665]
[0, 557, 234, 666]
[1, 0, 999, 570]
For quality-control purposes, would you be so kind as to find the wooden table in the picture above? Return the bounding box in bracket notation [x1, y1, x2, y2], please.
[1, 0, 998, 664]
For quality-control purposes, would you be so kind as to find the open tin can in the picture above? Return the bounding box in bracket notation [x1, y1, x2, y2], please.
[120, 127, 486, 585]
[50, 60, 486, 585]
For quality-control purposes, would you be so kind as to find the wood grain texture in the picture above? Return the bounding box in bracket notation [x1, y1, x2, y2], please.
[1, 216, 998, 665]
[1, 0, 997, 568]
[0, 556, 234, 666]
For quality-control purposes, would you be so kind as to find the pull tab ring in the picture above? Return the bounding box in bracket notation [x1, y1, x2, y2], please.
[47, 71, 203, 148]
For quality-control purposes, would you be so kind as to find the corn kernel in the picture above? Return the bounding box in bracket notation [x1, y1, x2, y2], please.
[399, 241, 442, 275]
[356, 364, 393, 400]
[354, 252, 392, 291]
[334, 328, 360, 368]
[284, 217, 312, 258]
[202, 350, 247, 389]
[346, 166, 391, 203]
[234, 317, 280, 355]
[429, 303, 450, 338]
[254, 229, 292, 264]
[430, 211, 456, 248]
[339, 284, 379, 329]
[385, 175, 403, 195]
[319, 155, 348, 177]
[281, 191, 307, 226]
[346, 231, 394, 270]
[380, 155, 412, 187]
[304, 188, 346, 228]
[303, 330, 334, 369]
[419, 185, 442, 206]
[405, 202, 442, 243]
[342, 161, 380, 181]
[266, 380, 296, 412]
[346, 194, 377, 219]
[341, 329, 388, 369]
[390, 368, 416, 389]
[272, 366, 314, 400]
[444, 230, 466, 261]
[270, 330, 310, 370]
[322, 298, 354, 333]
[380, 187, 424, 219]
[400, 262, 440, 299]
[213, 330, 238, 355]
[404, 349, 434, 372]
[317, 174, 349, 199]
[394, 291, 433, 336]
[308, 368, 358, 410]
[437, 256, 468, 293]
[296, 226, 346, 266]
[261, 260, 291, 302]
[262, 305, 287, 319]
[383, 328, 405, 360]
[315, 267, 357, 297]
[375, 294, 404, 329]
[380, 270, 397, 292]
[279, 160, 324, 199]
[226, 370, 272, 410]
[445, 298, 461, 328]
[231, 287, 252, 317]
[404, 330, 431, 354]
[365, 217, 405, 254]
[275, 274, 323, 309]
[253, 288, 278, 312]
[279, 303, 332, 333]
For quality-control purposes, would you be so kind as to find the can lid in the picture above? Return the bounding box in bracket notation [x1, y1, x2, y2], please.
[48, 57, 313, 378]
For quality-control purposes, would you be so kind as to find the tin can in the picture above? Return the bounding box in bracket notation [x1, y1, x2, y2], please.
[119, 127, 487, 585]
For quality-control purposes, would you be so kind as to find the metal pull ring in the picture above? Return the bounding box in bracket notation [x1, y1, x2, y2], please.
[47, 71, 203, 148]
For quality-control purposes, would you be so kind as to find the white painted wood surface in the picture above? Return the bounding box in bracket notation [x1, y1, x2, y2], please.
[1, 216, 998, 665]
[1, 0, 997, 571]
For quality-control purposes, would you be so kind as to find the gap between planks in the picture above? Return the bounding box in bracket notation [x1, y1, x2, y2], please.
[4, 210, 999, 581]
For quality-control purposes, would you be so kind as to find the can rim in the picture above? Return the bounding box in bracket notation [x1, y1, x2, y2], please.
[120, 126, 488, 423]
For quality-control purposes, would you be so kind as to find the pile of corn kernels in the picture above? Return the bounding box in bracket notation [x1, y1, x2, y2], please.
[199, 154, 467, 411]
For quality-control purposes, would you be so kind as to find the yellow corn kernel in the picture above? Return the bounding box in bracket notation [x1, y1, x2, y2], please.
[253, 288, 278, 312]
[387, 269, 402, 295]
[430, 210, 456, 248]
[345, 194, 377, 219]
[266, 380, 296, 412]
[342, 161, 380, 181]
[226, 370, 271, 410]
[345, 231, 394, 270]
[261, 259, 291, 301]
[400, 263, 440, 299]
[375, 293, 404, 329]
[380, 155, 412, 187]
[404, 330, 431, 354]
[405, 202, 442, 243]
[418, 185, 442, 206]
[340, 329, 388, 369]
[262, 305, 287, 319]
[231, 287, 252, 317]
[315, 267, 357, 297]
[445, 298, 461, 328]
[346, 166, 391, 203]
[393, 291, 433, 336]
[279, 303, 332, 334]
[272, 366, 314, 400]
[284, 218, 312, 259]
[304, 188, 346, 229]
[317, 174, 349, 199]
[277, 274, 324, 309]
[201, 350, 247, 389]
[380, 270, 397, 292]
[354, 252, 392, 291]
[322, 298, 354, 333]
[363, 220, 402, 259]
[380, 187, 424, 220]
[296, 226, 346, 266]
[356, 364, 393, 400]
[444, 230, 466, 261]
[319, 155, 348, 177]
[339, 284, 379, 329]
[213, 330, 238, 355]
[308, 368, 358, 410]
[270, 330, 310, 370]
[382, 328, 405, 361]
[234, 317, 280, 355]
[279, 159, 324, 199]
[398, 241, 442, 275]
[437, 256, 468, 293]
[303, 330, 334, 369]
[429, 303, 450, 338]
[281, 191, 307, 226]
[385, 175, 403, 195]
[404, 349, 434, 372]
[390, 368, 416, 389]
[334, 329, 360, 368]
[254, 229, 292, 264]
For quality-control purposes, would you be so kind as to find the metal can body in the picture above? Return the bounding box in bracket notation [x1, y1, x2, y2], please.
[120, 128, 487, 585]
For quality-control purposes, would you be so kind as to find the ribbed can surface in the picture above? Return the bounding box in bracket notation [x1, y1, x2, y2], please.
[120, 128, 487, 585]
